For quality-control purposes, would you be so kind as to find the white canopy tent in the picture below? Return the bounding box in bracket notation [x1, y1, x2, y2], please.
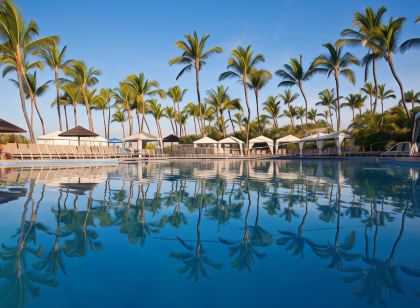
[298, 132, 351, 156]
[275, 135, 300, 152]
[218, 136, 244, 155]
[193, 136, 218, 148]
[248, 135, 274, 154]
[123, 132, 162, 155]
[37, 131, 108, 146]
[298, 133, 327, 157]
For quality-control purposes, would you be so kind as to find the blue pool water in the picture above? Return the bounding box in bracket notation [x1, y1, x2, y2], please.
[0, 159, 419, 308]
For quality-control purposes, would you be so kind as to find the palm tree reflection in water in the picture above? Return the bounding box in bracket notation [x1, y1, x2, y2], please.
[0, 161, 419, 306]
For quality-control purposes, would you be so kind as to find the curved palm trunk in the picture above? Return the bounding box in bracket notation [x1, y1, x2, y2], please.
[287, 103, 295, 129]
[195, 65, 204, 134]
[136, 112, 141, 133]
[16, 68, 36, 142]
[387, 55, 411, 121]
[107, 105, 111, 139]
[328, 105, 334, 129]
[228, 110, 235, 133]
[73, 104, 78, 126]
[193, 117, 197, 135]
[298, 82, 309, 132]
[254, 89, 261, 132]
[242, 80, 251, 155]
[82, 91, 94, 131]
[173, 102, 178, 136]
[55, 69, 63, 131]
[64, 105, 69, 131]
[169, 119, 175, 134]
[334, 75, 341, 131]
[102, 109, 107, 138]
[125, 105, 133, 135]
[31, 96, 46, 135]
[372, 57, 379, 114]
[352, 108, 355, 121]
[121, 123, 126, 138]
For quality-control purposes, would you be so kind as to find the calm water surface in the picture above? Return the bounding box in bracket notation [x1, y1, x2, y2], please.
[0, 160, 419, 308]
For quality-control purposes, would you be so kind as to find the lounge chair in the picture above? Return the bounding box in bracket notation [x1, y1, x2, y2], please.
[38, 144, 52, 160]
[91, 146, 104, 159]
[54, 145, 68, 159]
[28, 144, 42, 160]
[62, 145, 77, 159]
[82, 145, 96, 159]
[46, 145, 61, 160]
[17, 144, 32, 160]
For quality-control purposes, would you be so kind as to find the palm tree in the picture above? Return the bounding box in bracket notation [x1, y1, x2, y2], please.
[316, 89, 336, 129]
[169, 31, 222, 133]
[283, 106, 297, 129]
[233, 112, 245, 132]
[276, 55, 313, 132]
[295, 106, 306, 127]
[342, 94, 366, 121]
[12, 71, 49, 135]
[219, 45, 265, 153]
[263, 95, 281, 129]
[91, 89, 111, 138]
[36, 43, 69, 131]
[403, 90, 420, 110]
[205, 86, 230, 134]
[61, 84, 81, 126]
[376, 84, 396, 115]
[147, 99, 164, 138]
[99, 88, 113, 139]
[63, 60, 101, 131]
[0, 0, 58, 142]
[308, 108, 318, 125]
[278, 89, 299, 128]
[248, 68, 272, 131]
[167, 85, 187, 135]
[375, 17, 411, 120]
[53, 94, 71, 130]
[361, 82, 375, 112]
[339, 6, 387, 117]
[223, 97, 242, 134]
[399, 15, 420, 53]
[112, 107, 127, 138]
[113, 83, 135, 136]
[184, 102, 200, 135]
[164, 106, 177, 134]
[311, 42, 359, 130]
[125, 73, 165, 133]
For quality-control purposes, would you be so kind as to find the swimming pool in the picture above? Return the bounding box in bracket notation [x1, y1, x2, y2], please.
[0, 160, 419, 307]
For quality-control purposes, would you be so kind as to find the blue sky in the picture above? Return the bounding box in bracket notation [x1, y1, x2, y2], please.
[2, 0, 419, 137]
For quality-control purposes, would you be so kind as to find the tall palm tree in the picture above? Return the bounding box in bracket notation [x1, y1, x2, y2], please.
[98, 88, 113, 139]
[278, 89, 299, 128]
[233, 112, 244, 132]
[342, 94, 366, 121]
[111, 107, 127, 138]
[113, 83, 135, 136]
[376, 84, 396, 115]
[167, 85, 187, 135]
[282, 106, 297, 129]
[36, 43, 69, 131]
[338, 6, 386, 118]
[403, 90, 420, 110]
[223, 97, 242, 134]
[91, 89, 111, 138]
[125, 73, 165, 133]
[11, 71, 49, 135]
[361, 82, 375, 112]
[276, 55, 313, 132]
[61, 84, 81, 126]
[63, 60, 101, 131]
[169, 31, 222, 133]
[316, 89, 336, 129]
[295, 106, 306, 127]
[219, 45, 265, 153]
[205, 86, 230, 134]
[263, 95, 281, 129]
[147, 99, 164, 138]
[53, 94, 71, 130]
[311, 42, 359, 130]
[184, 102, 200, 135]
[248, 68, 272, 131]
[375, 17, 411, 120]
[0, 0, 58, 142]
[307, 108, 318, 125]
[164, 106, 177, 135]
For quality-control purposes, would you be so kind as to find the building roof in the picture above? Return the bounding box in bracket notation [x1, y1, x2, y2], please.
[218, 136, 244, 144]
[276, 134, 300, 143]
[249, 135, 274, 146]
[59, 126, 99, 137]
[193, 136, 218, 144]
[0, 118, 26, 133]
[124, 132, 161, 141]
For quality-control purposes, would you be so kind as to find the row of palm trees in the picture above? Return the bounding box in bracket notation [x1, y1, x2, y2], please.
[0, 0, 419, 145]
